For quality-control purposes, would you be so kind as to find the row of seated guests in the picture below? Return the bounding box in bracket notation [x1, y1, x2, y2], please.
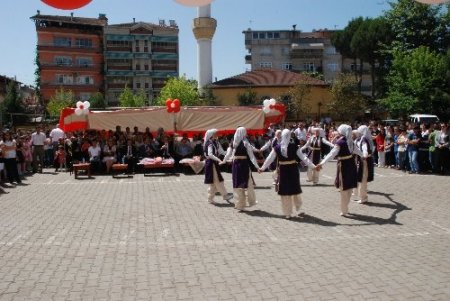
[58, 132, 205, 174]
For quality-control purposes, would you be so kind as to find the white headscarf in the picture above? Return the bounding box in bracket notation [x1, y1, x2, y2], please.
[203, 129, 217, 147]
[312, 127, 325, 138]
[280, 129, 291, 158]
[337, 124, 354, 152]
[233, 127, 247, 148]
[357, 125, 375, 152]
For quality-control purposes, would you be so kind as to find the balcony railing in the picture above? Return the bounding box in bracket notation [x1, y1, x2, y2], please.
[38, 43, 101, 52]
[41, 62, 100, 70]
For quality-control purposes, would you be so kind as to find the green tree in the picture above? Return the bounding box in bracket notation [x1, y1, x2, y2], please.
[134, 89, 148, 107]
[155, 77, 200, 106]
[382, 46, 450, 118]
[384, 0, 449, 53]
[118, 85, 136, 107]
[286, 81, 312, 120]
[47, 88, 74, 117]
[89, 92, 106, 109]
[34, 45, 42, 103]
[329, 74, 366, 121]
[3, 80, 23, 114]
[351, 17, 393, 98]
[237, 88, 257, 106]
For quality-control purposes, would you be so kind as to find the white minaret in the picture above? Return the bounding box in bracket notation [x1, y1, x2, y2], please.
[192, 4, 216, 94]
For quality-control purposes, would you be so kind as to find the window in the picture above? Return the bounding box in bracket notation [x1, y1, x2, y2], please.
[76, 57, 93, 67]
[136, 82, 141, 89]
[267, 32, 273, 39]
[274, 32, 280, 39]
[259, 62, 272, 68]
[325, 47, 337, 55]
[54, 37, 71, 47]
[303, 62, 315, 72]
[75, 38, 92, 48]
[350, 63, 360, 72]
[258, 32, 266, 39]
[145, 82, 149, 89]
[144, 64, 149, 70]
[282, 63, 292, 70]
[327, 63, 339, 72]
[55, 74, 73, 84]
[79, 93, 91, 101]
[135, 64, 141, 70]
[252, 33, 258, 39]
[144, 40, 148, 47]
[54, 56, 72, 66]
[259, 47, 272, 56]
[77, 76, 93, 85]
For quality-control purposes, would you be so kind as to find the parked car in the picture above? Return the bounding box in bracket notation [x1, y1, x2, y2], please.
[409, 114, 439, 125]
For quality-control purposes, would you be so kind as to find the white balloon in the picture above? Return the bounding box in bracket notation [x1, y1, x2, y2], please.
[263, 107, 271, 114]
[74, 108, 83, 116]
[269, 98, 276, 106]
[76, 101, 83, 108]
[263, 99, 270, 107]
[415, 0, 449, 4]
[83, 101, 90, 109]
[175, 0, 214, 7]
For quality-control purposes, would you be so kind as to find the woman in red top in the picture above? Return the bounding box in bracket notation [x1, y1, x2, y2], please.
[375, 129, 385, 167]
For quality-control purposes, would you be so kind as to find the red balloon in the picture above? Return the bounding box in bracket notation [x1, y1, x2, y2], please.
[41, 0, 92, 10]
[167, 106, 173, 113]
[269, 104, 274, 109]
[174, 107, 181, 113]
[173, 99, 180, 106]
[166, 98, 172, 106]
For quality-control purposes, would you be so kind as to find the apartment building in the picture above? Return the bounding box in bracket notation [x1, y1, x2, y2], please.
[243, 28, 373, 95]
[31, 12, 107, 103]
[104, 20, 179, 105]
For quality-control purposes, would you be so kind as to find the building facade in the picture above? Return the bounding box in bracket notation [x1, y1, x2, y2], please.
[104, 20, 179, 106]
[243, 28, 373, 95]
[31, 12, 107, 104]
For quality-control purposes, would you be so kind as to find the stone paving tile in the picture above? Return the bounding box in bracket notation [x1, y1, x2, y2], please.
[0, 164, 449, 300]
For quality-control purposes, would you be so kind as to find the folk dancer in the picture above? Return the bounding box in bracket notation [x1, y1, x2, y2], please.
[355, 125, 375, 204]
[316, 125, 364, 216]
[203, 129, 234, 204]
[301, 127, 333, 185]
[259, 129, 316, 219]
[259, 130, 282, 185]
[224, 127, 261, 211]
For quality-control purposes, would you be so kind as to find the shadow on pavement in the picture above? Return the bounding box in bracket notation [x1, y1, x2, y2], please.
[242, 210, 341, 227]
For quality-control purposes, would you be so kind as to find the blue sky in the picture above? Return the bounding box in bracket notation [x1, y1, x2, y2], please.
[0, 0, 392, 86]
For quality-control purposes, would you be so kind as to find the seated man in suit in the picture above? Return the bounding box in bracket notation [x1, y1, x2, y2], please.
[123, 139, 138, 173]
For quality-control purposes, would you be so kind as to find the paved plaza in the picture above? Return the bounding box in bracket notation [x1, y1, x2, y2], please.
[0, 162, 449, 301]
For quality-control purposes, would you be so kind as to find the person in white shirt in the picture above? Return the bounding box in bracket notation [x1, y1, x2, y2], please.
[49, 124, 65, 149]
[88, 139, 102, 173]
[0, 131, 22, 184]
[294, 123, 307, 145]
[31, 126, 47, 173]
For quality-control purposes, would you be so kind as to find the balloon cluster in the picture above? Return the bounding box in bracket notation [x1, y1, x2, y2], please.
[166, 98, 181, 113]
[41, 0, 92, 10]
[75, 101, 90, 116]
[262, 98, 283, 114]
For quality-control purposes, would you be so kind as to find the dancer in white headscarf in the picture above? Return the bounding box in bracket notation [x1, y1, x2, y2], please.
[259, 129, 316, 219]
[355, 125, 375, 204]
[203, 129, 233, 204]
[301, 127, 334, 185]
[259, 129, 282, 185]
[224, 127, 260, 211]
[316, 124, 365, 216]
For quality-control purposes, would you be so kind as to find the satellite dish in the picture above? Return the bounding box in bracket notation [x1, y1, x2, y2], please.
[175, 0, 214, 7]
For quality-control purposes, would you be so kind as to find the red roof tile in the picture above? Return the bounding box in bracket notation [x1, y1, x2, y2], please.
[212, 70, 328, 87]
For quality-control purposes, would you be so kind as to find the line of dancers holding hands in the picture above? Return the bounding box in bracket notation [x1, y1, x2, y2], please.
[203, 124, 375, 219]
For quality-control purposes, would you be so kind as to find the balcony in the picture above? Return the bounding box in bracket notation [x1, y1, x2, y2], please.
[152, 53, 178, 60]
[107, 83, 132, 89]
[107, 65, 132, 71]
[105, 46, 132, 52]
[152, 65, 177, 71]
[41, 62, 100, 71]
[152, 47, 177, 53]
[38, 43, 101, 53]
[105, 52, 134, 59]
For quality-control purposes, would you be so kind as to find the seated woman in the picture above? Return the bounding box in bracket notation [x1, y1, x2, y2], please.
[88, 139, 102, 173]
[175, 134, 194, 161]
[102, 139, 117, 173]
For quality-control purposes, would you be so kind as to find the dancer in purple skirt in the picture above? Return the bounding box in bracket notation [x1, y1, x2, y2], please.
[224, 127, 261, 211]
[316, 124, 365, 216]
[355, 125, 375, 204]
[259, 129, 316, 219]
[203, 129, 233, 204]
